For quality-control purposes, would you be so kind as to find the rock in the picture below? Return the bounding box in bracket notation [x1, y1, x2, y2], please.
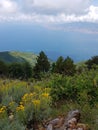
[77, 123, 91, 130]
[64, 109, 81, 128]
[9, 113, 14, 122]
[66, 109, 81, 122]
[41, 110, 90, 130]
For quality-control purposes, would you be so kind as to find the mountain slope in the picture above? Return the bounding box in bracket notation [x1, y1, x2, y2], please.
[0, 51, 38, 66]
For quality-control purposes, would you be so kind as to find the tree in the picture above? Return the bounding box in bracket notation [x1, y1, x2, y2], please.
[22, 62, 32, 79]
[0, 60, 8, 77]
[51, 56, 76, 76]
[8, 62, 32, 79]
[63, 56, 76, 76]
[8, 63, 23, 79]
[33, 51, 50, 78]
[52, 56, 64, 74]
[86, 56, 98, 69]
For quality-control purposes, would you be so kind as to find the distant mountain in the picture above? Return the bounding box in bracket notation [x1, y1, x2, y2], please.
[0, 51, 91, 66]
[0, 51, 38, 66]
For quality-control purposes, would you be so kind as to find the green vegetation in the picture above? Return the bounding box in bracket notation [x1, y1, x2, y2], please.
[33, 51, 50, 79]
[0, 51, 37, 66]
[0, 71, 98, 129]
[86, 56, 98, 69]
[10, 51, 37, 67]
[0, 51, 98, 129]
[52, 56, 76, 75]
[8, 62, 32, 80]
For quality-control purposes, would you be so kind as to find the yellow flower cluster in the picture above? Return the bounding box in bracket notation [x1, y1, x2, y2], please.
[0, 106, 6, 114]
[16, 105, 24, 111]
[19, 101, 23, 105]
[22, 93, 36, 104]
[22, 93, 28, 100]
[32, 99, 40, 106]
[42, 93, 49, 98]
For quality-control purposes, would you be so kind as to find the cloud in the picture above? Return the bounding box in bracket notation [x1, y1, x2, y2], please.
[0, 0, 19, 14]
[45, 21, 98, 34]
[0, 0, 98, 26]
[87, 5, 98, 22]
[22, 0, 90, 15]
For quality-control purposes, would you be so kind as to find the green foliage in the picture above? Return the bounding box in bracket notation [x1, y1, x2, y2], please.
[0, 118, 25, 130]
[33, 51, 50, 79]
[63, 56, 76, 75]
[22, 62, 33, 79]
[8, 62, 24, 79]
[8, 62, 32, 79]
[0, 51, 37, 66]
[86, 56, 98, 69]
[0, 80, 52, 129]
[50, 75, 79, 103]
[52, 56, 76, 76]
[53, 56, 64, 74]
[50, 70, 98, 108]
[0, 60, 8, 77]
[0, 54, 98, 129]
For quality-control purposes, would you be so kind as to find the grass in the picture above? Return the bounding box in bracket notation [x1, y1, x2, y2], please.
[0, 78, 98, 129]
[0, 51, 38, 66]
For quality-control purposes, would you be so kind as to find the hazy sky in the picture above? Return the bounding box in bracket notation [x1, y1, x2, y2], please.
[0, 0, 98, 61]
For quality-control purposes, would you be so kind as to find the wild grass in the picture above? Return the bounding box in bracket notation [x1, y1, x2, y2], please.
[0, 76, 98, 129]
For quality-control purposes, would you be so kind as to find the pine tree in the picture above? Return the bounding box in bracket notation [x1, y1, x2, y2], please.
[63, 56, 76, 76]
[33, 51, 50, 78]
[53, 56, 64, 74]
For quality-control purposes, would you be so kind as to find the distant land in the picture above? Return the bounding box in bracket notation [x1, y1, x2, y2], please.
[0, 51, 96, 64]
[0, 51, 37, 67]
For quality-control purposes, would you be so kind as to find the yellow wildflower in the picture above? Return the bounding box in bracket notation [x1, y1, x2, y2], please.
[42, 93, 49, 98]
[32, 99, 40, 106]
[0, 106, 6, 114]
[22, 93, 28, 101]
[22, 92, 37, 104]
[2, 106, 6, 109]
[0, 110, 5, 114]
[29, 93, 33, 96]
[16, 105, 24, 111]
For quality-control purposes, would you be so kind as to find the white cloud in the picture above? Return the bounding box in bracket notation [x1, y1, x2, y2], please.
[0, 0, 98, 25]
[87, 5, 98, 22]
[0, 0, 19, 14]
[23, 0, 90, 15]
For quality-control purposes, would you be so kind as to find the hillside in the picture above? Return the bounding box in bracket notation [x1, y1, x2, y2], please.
[0, 51, 38, 66]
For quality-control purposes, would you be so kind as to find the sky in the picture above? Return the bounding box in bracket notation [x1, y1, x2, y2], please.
[0, 0, 98, 62]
